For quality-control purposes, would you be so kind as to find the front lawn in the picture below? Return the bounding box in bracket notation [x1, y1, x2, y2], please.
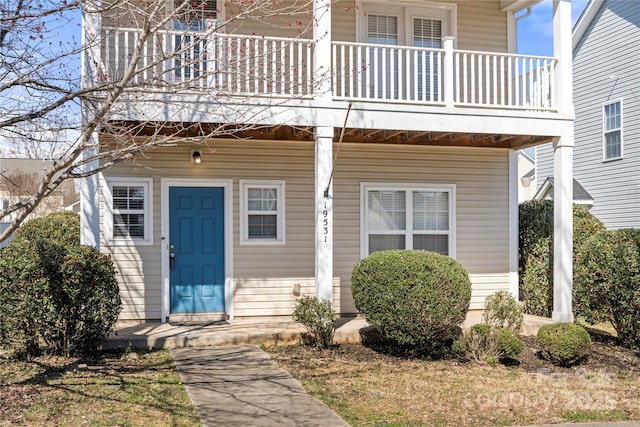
[0, 349, 200, 426]
[267, 336, 640, 427]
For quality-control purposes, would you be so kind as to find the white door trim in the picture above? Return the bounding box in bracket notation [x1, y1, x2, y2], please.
[160, 178, 234, 322]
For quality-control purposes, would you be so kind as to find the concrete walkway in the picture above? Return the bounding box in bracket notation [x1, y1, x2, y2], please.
[170, 345, 349, 427]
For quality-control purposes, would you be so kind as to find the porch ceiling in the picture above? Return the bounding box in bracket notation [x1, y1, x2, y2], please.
[110, 121, 553, 150]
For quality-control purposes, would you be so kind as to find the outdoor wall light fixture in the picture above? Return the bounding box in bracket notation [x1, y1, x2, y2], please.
[191, 149, 202, 164]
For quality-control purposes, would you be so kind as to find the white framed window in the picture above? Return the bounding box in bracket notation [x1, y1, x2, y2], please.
[357, 1, 455, 45]
[603, 99, 623, 161]
[104, 177, 153, 246]
[361, 183, 455, 257]
[240, 180, 285, 245]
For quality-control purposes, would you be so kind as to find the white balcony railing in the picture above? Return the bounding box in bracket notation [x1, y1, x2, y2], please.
[102, 27, 314, 97]
[101, 27, 557, 111]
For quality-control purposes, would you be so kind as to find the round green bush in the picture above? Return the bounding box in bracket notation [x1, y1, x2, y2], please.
[351, 249, 471, 354]
[518, 201, 605, 316]
[0, 212, 120, 357]
[537, 323, 592, 367]
[574, 229, 640, 348]
[498, 327, 523, 359]
[13, 211, 80, 247]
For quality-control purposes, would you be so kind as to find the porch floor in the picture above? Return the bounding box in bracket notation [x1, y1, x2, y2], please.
[105, 312, 554, 350]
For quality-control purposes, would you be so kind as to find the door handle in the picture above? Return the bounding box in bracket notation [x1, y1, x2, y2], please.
[170, 251, 176, 269]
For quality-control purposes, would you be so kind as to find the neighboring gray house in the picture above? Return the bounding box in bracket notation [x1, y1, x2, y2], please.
[536, 0, 640, 229]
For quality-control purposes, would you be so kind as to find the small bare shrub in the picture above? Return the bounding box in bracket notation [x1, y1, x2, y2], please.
[292, 296, 336, 349]
[482, 291, 524, 334]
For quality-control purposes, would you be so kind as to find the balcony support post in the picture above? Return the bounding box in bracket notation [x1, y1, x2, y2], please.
[442, 36, 455, 108]
[551, 0, 574, 322]
[313, 0, 332, 101]
[80, 0, 102, 248]
[553, 0, 573, 115]
[315, 126, 334, 303]
[552, 134, 574, 323]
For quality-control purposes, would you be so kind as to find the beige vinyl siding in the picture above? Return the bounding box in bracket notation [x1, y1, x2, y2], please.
[225, 1, 508, 50]
[456, 1, 508, 52]
[333, 143, 510, 312]
[101, 139, 510, 319]
[332, 0, 357, 42]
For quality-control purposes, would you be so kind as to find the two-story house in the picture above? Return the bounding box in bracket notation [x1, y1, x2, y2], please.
[536, 0, 640, 229]
[80, 0, 576, 324]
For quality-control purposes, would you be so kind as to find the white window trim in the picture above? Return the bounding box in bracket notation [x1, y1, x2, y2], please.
[104, 177, 153, 246]
[239, 180, 286, 245]
[602, 99, 623, 162]
[360, 182, 456, 259]
[167, 0, 225, 30]
[356, 0, 457, 45]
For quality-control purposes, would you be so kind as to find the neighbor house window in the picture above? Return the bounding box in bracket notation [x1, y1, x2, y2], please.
[361, 183, 455, 257]
[105, 177, 153, 245]
[603, 100, 623, 160]
[240, 180, 285, 245]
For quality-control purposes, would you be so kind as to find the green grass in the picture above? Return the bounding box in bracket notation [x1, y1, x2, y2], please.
[0, 349, 200, 426]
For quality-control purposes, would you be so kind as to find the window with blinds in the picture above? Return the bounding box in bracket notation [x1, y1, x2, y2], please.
[105, 177, 153, 245]
[173, 1, 217, 80]
[240, 180, 286, 245]
[413, 18, 442, 49]
[174, 0, 217, 31]
[414, 17, 441, 101]
[367, 14, 400, 99]
[364, 185, 454, 256]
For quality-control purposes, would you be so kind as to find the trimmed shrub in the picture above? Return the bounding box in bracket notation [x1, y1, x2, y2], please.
[498, 327, 523, 358]
[453, 324, 522, 364]
[351, 250, 471, 355]
[13, 211, 80, 248]
[518, 201, 605, 316]
[292, 296, 337, 349]
[574, 229, 640, 348]
[0, 213, 120, 357]
[537, 323, 591, 367]
[521, 238, 554, 317]
[482, 291, 524, 334]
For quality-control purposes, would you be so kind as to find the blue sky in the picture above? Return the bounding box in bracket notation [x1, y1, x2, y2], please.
[518, 0, 590, 56]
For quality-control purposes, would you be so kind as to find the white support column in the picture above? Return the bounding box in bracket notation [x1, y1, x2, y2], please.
[553, 135, 574, 322]
[80, 0, 102, 248]
[442, 36, 455, 107]
[315, 126, 333, 302]
[79, 145, 101, 248]
[313, 0, 332, 101]
[553, 0, 574, 116]
[551, 0, 574, 322]
[508, 150, 519, 300]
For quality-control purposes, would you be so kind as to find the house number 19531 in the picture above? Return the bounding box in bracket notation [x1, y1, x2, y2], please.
[323, 201, 329, 243]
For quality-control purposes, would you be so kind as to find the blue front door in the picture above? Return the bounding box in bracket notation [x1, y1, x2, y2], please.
[169, 186, 225, 313]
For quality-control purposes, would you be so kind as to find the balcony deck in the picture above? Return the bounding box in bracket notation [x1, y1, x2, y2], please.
[100, 27, 566, 148]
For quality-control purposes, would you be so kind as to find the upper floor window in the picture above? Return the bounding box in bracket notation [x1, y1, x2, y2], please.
[240, 180, 286, 245]
[361, 183, 455, 257]
[359, 2, 454, 101]
[104, 177, 153, 245]
[603, 100, 623, 161]
[174, 0, 217, 31]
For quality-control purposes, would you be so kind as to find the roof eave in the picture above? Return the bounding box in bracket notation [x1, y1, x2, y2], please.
[500, 0, 543, 12]
[573, 0, 605, 50]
